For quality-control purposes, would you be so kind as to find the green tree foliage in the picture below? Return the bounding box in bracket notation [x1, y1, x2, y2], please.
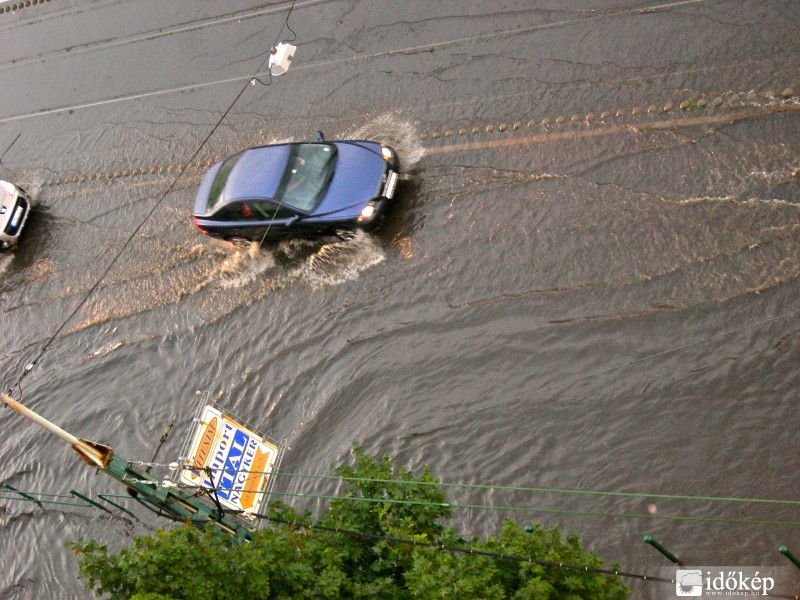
[69, 446, 629, 599]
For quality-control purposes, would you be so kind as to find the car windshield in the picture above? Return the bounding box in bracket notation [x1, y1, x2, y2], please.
[205, 152, 243, 212]
[274, 143, 337, 212]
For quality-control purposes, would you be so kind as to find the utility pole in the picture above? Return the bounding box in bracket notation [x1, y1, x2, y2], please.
[0, 393, 253, 543]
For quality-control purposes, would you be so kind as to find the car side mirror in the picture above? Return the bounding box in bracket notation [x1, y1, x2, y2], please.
[314, 131, 325, 142]
[286, 214, 301, 226]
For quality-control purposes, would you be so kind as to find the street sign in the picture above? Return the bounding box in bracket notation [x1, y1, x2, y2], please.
[179, 404, 279, 515]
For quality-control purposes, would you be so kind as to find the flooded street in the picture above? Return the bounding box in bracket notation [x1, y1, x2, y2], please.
[1, 1, 799, 598]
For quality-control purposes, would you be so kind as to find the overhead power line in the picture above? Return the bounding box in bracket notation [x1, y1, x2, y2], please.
[129, 461, 800, 509]
[5, 487, 798, 599]
[4, 0, 298, 398]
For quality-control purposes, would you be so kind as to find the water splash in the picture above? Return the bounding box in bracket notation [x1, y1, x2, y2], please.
[214, 240, 277, 289]
[0, 170, 45, 205]
[297, 229, 385, 289]
[0, 253, 13, 275]
[274, 237, 320, 261]
[207, 230, 385, 291]
[344, 114, 424, 172]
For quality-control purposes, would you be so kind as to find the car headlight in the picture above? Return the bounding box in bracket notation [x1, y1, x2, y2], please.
[358, 202, 376, 222]
[380, 146, 394, 161]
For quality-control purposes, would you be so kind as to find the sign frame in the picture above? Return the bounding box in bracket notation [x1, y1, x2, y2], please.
[174, 397, 285, 526]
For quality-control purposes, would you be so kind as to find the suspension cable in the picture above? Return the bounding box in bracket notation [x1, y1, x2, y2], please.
[4, 0, 298, 399]
[129, 461, 800, 509]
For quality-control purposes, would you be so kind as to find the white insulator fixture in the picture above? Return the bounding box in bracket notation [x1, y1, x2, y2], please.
[269, 42, 296, 76]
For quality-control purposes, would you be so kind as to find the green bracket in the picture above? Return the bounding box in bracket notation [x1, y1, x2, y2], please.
[98, 494, 137, 518]
[106, 456, 254, 544]
[644, 534, 684, 566]
[3, 484, 43, 507]
[69, 489, 111, 513]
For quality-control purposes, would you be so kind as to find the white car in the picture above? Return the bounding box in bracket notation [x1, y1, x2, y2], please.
[0, 180, 30, 248]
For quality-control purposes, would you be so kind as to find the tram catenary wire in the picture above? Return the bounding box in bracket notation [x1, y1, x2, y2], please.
[4, 0, 298, 398]
[256, 513, 677, 585]
[252, 514, 800, 599]
[0, 0, 717, 125]
[4, 491, 799, 599]
[8, 469, 800, 529]
[248, 514, 800, 600]
[128, 461, 800, 509]
[0, 0, 319, 73]
[63, 470, 800, 528]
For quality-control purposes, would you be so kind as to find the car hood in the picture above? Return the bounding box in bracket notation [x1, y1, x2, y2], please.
[311, 141, 386, 218]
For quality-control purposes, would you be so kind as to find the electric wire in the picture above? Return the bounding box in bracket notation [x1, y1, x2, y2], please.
[15, 476, 798, 528]
[252, 514, 800, 599]
[264, 490, 800, 528]
[256, 513, 675, 585]
[250, 0, 296, 89]
[0, 490, 672, 587]
[0, 133, 20, 163]
[128, 461, 800, 508]
[253, 514, 800, 600]
[253, 0, 300, 246]
[0, 0, 315, 73]
[0, 0, 714, 124]
[4, 490, 798, 599]
[3, 0, 298, 398]
[7, 492, 800, 600]
[277, 472, 800, 508]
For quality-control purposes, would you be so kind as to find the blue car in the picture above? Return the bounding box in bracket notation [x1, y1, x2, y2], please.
[192, 133, 399, 242]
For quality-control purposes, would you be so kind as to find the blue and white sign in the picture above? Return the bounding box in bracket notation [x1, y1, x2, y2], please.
[180, 405, 278, 514]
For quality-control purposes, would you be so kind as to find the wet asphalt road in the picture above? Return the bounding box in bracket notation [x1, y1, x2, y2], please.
[1, 1, 799, 598]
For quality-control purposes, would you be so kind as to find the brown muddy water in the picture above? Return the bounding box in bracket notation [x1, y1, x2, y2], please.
[0, 1, 799, 598]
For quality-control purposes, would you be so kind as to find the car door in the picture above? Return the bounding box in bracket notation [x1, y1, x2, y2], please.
[248, 200, 301, 241]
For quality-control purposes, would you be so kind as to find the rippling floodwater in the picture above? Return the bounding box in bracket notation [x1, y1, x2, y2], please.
[1, 1, 799, 598]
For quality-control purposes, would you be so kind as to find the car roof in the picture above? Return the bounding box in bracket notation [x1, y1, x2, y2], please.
[222, 144, 292, 202]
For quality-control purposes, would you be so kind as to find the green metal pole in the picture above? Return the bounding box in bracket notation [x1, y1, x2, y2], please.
[644, 535, 684, 566]
[1, 393, 254, 544]
[779, 546, 800, 571]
